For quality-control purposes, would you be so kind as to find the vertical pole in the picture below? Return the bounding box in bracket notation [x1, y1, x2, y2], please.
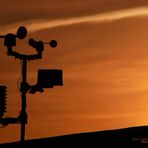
[20, 59, 27, 144]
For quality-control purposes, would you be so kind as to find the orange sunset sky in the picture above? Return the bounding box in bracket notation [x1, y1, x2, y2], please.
[1, 0, 148, 143]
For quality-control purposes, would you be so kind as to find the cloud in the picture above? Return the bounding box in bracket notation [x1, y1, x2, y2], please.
[1, 6, 148, 34]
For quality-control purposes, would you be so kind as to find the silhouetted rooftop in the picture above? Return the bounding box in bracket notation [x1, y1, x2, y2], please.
[1, 126, 148, 147]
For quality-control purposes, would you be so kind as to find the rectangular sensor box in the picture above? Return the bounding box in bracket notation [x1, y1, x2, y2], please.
[37, 69, 63, 88]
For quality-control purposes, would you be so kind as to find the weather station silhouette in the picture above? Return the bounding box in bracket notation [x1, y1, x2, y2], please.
[0, 26, 63, 144]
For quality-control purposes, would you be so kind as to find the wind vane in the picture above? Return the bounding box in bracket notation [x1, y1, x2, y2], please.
[0, 26, 63, 144]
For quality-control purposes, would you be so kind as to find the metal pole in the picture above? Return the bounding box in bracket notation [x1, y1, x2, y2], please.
[20, 59, 27, 144]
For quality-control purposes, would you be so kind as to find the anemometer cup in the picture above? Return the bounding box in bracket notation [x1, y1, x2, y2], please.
[4, 26, 27, 47]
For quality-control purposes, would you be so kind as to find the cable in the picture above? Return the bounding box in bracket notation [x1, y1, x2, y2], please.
[17, 60, 23, 96]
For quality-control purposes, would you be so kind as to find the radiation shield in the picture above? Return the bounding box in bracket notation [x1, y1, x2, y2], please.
[0, 86, 7, 118]
[37, 69, 63, 88]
